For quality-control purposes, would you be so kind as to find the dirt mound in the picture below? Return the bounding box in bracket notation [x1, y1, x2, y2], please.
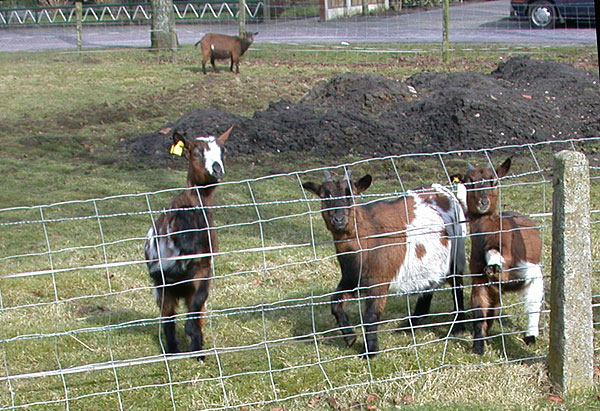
[126, 57, 600, 165]
[300, 72, 413, 115]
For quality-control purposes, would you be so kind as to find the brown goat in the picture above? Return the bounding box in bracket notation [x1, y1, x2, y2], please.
[144, 126, 233, 358]
[195, 32, 257, 74]
[303, 171, 467, 357]
[454, 158, 543, 355]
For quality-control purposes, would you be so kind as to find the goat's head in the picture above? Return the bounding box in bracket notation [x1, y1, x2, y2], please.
[170, 126, 233, 186]
[303, 171, 372, 234]
[453, 158, 511, 216]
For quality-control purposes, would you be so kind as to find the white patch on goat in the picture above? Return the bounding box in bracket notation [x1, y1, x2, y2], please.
[145, 220, 182, 276]
[196, 136, 224, 177]
[454, 182, 468, 213]
[514, 261, 544, 338]
[485, 249, 505, 268]
[390, 193, 452, 294]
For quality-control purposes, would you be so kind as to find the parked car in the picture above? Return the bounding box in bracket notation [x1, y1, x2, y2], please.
[510, 0, 596, 28]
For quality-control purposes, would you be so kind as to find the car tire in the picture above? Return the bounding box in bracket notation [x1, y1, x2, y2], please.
[528, 0, 557, 29]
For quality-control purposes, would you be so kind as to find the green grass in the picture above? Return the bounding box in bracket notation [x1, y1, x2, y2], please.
[0, 44, 599, 410]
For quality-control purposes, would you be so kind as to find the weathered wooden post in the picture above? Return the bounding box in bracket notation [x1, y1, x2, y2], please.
[441, 0, 450, 62]
[239, 0, 247, 38]
[549, 150, 594, 394]
[75, 1, 83, 52]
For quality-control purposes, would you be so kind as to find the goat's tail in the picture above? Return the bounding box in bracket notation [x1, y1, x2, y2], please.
[431, 183, 467, 275]
[194, 39, 202, 48]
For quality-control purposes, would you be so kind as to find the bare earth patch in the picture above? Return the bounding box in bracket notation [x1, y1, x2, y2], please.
[126, 56, 600, 165]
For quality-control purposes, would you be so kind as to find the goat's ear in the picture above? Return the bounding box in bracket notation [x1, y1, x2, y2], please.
[450, 173, 463, 184]
[170, 132, 187, 157]
[217, 126, 234, 146]
[302, 182, 321, 196]
[355, 174, 372, 193]
[496, 157, 511, 178]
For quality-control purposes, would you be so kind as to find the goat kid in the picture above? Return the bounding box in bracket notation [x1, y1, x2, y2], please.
[303, 171, 467, 356]
[145, 126, 233, 358]
[195, 32, 257, 74]
[454, 158, 543, 355]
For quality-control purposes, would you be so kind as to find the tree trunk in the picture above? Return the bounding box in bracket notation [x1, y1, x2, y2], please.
[151, 0, 178, 51]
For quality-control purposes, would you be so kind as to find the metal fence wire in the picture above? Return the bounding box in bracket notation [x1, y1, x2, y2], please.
[0, 138, 598, 410]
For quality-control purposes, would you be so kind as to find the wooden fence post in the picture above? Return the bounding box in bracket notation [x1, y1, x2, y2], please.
[549, 150, 594, 394]
[75, 1, 82, 52]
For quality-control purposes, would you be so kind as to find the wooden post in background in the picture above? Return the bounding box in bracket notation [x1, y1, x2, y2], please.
[239, 0, 247, 38]
[75, 1, 82, 52]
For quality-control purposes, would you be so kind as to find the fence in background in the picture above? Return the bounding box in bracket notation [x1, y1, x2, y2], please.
[0, 138, 598, 409]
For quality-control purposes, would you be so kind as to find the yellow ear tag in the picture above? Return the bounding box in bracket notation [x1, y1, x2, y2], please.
[452, 176, 460, 184]
[170, 140, 185, 156]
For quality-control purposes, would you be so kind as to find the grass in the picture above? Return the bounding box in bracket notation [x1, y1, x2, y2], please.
[0, 44, 599, 410]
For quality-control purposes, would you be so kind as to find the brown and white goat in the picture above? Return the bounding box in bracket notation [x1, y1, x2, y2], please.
[144, 126, 233, 358]
[195, 32, 257, 74]
[454, 158, 543, 355]
[303, 171, 467, 356]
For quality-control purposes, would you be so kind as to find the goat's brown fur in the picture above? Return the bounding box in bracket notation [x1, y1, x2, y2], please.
[456, 158, 543, 355]
[145, 126, 233, 358]
[303, 173, 467, 356]
[195, 32, 257, 74]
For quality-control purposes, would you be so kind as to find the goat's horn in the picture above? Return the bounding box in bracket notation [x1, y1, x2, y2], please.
[323, 170, 333, 181]
[467, 162, 475, 170]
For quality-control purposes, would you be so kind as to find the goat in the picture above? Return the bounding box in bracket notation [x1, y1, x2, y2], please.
[144, 126, 233, 358]
[194, 32, 257, 74]
[453, 158, 543, 355]
[303, 171, 467, 356]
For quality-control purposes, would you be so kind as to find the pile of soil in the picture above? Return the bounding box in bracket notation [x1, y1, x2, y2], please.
[126, 57, 600, 164]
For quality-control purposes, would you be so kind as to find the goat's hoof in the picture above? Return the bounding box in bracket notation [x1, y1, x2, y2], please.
[450, 323, 466, 335]
[472, 342, 485, 355]
[165, 344, 180, 354]
[344, 334, 357, 347]
[360, 346, 379, 358]
[523, 335, 536, 346]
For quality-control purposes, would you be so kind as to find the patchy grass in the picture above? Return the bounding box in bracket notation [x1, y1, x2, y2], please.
[0, 44, 599, 410]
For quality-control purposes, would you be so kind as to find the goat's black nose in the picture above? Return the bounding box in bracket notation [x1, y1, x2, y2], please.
[332, 214, 345, 226]
[212, 162, 224, 179]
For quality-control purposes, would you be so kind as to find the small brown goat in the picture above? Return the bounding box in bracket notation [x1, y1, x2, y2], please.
[145, 126, 233, 358]
[303, 171, 467, 356]
[454, 158, 543, 355]
[195, 32, 257, 74]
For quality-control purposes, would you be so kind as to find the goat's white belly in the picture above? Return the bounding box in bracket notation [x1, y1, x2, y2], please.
[389, 202, 452, 294]
[145, 226, 183, 274]
[389, 241, 451, 294]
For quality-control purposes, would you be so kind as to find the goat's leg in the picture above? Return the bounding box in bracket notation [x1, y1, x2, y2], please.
[157, 291, 180, 354]
[211, 56, 218, 73]
[331, 285, 357, 347]
[185, 277, 210, 360]
[450, 274, 466, 334]
[470, 277, 494, 355]
[521, 265, 544, 345]
[362, 291, 387, 357]
[405, 292, 433, 330]
[229, 57, 234, 72]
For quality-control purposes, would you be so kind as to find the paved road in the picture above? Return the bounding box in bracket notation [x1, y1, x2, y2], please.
[0, 0, 596, 52]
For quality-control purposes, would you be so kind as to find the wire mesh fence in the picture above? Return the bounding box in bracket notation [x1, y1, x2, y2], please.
[0, 138, 598, 410]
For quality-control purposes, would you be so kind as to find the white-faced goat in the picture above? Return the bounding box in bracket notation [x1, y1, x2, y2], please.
[195, 32, 257, 74]
[303, 171, 467, 356]
[144, 126, 233, 358]
[454, 158, 543, 355]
